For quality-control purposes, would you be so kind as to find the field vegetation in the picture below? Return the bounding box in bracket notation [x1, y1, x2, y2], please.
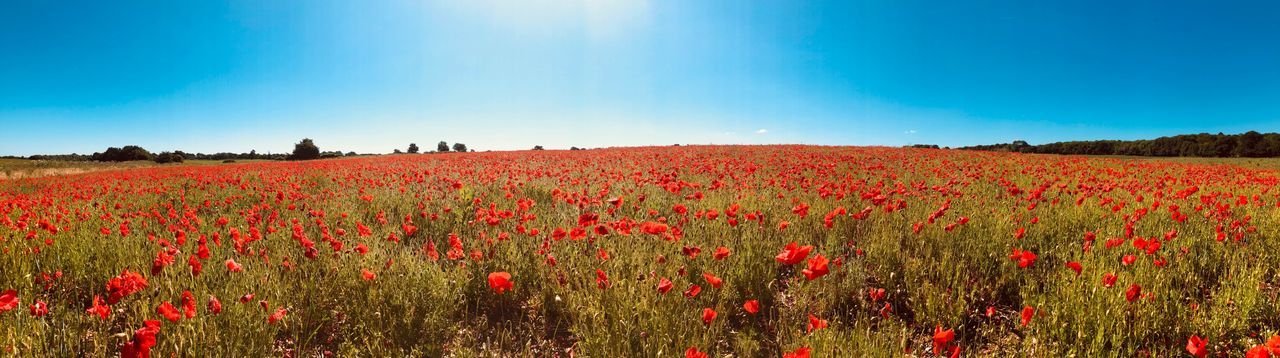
[1, 146, 1278, 357]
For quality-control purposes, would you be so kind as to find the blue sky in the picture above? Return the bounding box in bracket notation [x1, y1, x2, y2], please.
[1, 0, 1278, 156]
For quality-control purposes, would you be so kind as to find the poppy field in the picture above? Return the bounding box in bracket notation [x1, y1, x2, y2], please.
[3, 145, 1280, 357]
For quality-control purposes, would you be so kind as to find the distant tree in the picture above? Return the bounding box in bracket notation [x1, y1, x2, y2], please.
[29, 153, 89, 161]
[570, 147, 581, 151]
[407, 143, 420, 154]
[959, 131, 1280, 158]
[346, 151, 357, 157]
[393, 149, 403, 154]
[1212, 135, 1236, 157]
[154, 152, 184, 163]
[121, 146, 152, 161]
[289, 138, 321, 160]
[438, 141, 450, 152]
[92, 145, 153, 162]
[452, 143, 467, 152]
[532, 145, 544, 150]
[1010, 140, 1031, 152]
[1234, 131, 1264, 157]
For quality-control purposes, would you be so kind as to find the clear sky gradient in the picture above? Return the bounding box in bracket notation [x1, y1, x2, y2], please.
[2, 1, 1278, 156]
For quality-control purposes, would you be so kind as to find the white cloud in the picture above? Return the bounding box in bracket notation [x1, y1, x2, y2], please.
[756, 128, 768, 134]
[905, 129, 917, 134]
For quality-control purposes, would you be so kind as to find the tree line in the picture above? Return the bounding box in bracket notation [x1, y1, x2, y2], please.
[25, 138, 484, 163]
[16, 138, 601, 164]
[394, 141, 469, 154]
[959, 131, 1280, 158]
[24, 138, 366, 163]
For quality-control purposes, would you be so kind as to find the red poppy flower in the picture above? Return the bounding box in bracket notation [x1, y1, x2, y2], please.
[0, 290, 17, 313]
[1266, 335, 1280, 353]
[1122, 255, 1137, 266]
[1020, 306, 1035, 327]
[488, 272, 513, 294]
[1125, 284, 1142, 303]
[29, 300, 48, 317]
[933, 325, 956, 356]
[596, 269, 610, 289]
[641, 221, 668, 235]
[268, 308, 288, 324]
[1064, 261, 1082, 276]
[775, 242, 813, 265]
[181, 291, 196, 318]
[362, 268, 376, 281]
[106, 270, 149, 304]
[208, 295, 223, 315]
[657, 277, 674, 295]
[868, 288, 886, 302]
[1102, 273, 1118, 288]
[1246, 345, 1270, 358]
[187, 255, 203, 277]
[802, 254, 830, 280]
[685, 347, 708, 358]
[1186, 335, 1207, 358]
[702, 273, 723, 289]
[87, 295, 111, 319]
[151, 250, 175, 276]
[157, 301, 181, 322]
[713, 246, 731, 260]
[701, 307, 716, 325]
[1009, 249, 1036, 268]
[807, 314, 828, 333]
[743, 300, 759, 314]
[683, 284, 702, 298]
[783, 347, 811, 358]
[121, 320, 161, 358]
[225, 259, 244, 273]
[682, 246, 701, 259]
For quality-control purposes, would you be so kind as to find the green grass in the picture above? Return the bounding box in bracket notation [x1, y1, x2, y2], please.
[1, 146, 1278, 356]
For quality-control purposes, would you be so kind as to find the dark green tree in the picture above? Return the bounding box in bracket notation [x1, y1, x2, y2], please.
[92, 145, 153, 161]
[289, 138, 321, 160]
[154, 152, 184, 163]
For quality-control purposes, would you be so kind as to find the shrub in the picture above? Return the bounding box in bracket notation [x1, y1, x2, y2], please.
[289, 138, 321, 161]
[153, 152, 184, 164]
[91, 146, 153, 162]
